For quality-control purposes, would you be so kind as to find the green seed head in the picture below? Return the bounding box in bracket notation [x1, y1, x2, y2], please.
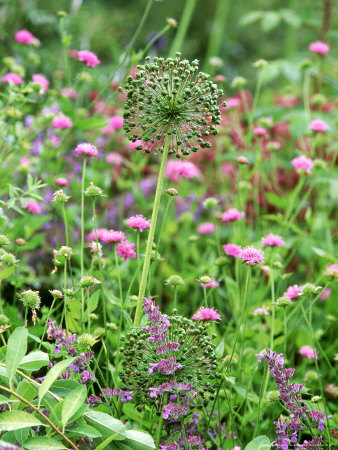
[18, 290, 41, 311]
[0, 235, 10, 246]
[84, 182, 104, 198]
[52, 189, 70, 204]
[165, 274, 185, 288]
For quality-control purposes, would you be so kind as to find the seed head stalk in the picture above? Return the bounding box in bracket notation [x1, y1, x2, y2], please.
[80, 157, 87, 333]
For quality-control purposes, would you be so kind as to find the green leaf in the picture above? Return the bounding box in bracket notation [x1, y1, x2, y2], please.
[23, 436, 67, 449]
[39, 357, 77, 406]
[265, 192, 289, 210]
[0, 265, 15, 280]
[13, 380, 37, 410]
[85, 411, 127, 441]
[96, 433, 120, 450]
[68, 423, 102, 438]
[261, 12, 281, 32]
[0, 394, 18, 404]
[50, 379, 82, 397]
[239, 10, 263, 26]
[124, 430, 155, 449]
[89, 290, 100, 313]
[74, 117, 109, 130]
[215, 340, 224, 359]
[61, 384, 87, 427]
[244, 435, 270, 450]
[6, 327, 28, 383]
[280, 8, 301, 28]
[19, 351, 49, 371]
[0, 410, 46, 431]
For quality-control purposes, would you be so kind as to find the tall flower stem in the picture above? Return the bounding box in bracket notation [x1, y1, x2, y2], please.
[169, 0, 197, 56]
[203, 286, 208, 308]
[155, 394, 168, 449]
[80, 157, 87, 333]
[38, 296, 57, 350]
[134, 135, 170, 327]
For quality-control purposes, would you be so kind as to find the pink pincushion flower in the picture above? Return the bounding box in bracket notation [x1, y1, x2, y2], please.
[253, 126, 267, 136]
[291, 155, 314, 173]
[239, 246, 264, 265]
[87, 228, 109, 241]
[192, 307, 221, 321]
[325, 264, 338, 278]
[284, 284, 303, 300]
[223, 243, 241, 258]
[61, 88, 77, 99]
[74, 142, 98, 157]
[253, 306, 270, 316]
[51, 114, 73, 129]
[102, 116, 124, 134]
[221, 208, 245, 223]
[15, 29, 36, 45]
[197, 222, 215, 234]
[200, 278, 220, 289]
[309, 119, 330, 132]
[106, 152, 123, 165]
[319, 287, 331, 301]
[127, 215, 151, 232]
[261, 234, 285, 247]
[55, 178, 69, 186]
[32, 74, 49, 94]
[165, 160, 200, 183]
[309, 40, 330, 55]
[2, 73, 24, 85]
[101, 230, 126, 244]
[116, 240, 136, 261]
[299, 345, 318, 360]
[25, 200, 42, 214]
[77, 50, 100, 67]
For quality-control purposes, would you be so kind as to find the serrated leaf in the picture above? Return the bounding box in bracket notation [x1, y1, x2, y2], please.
[19, 351, 49, 371]
[0, 410, 46, 431]
[85, 411, 127, 441]
[61, 385, 87, 427]
[245, 435, 270, 449]
[6, 327, 28, 383]
[23, 436, 67, 449]
[39, 357, 77, 406]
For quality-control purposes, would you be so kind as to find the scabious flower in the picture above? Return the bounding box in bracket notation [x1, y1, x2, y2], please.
[291, 155, 314, 173]
[239, 246, 264, 265]
[101, 230, 126, 244]
[32, 74, 49, 94]
[165, 160, 201, 182]
[127, 215, 151, 232]
[309, 118, 330, 132]
[102, 115, 124, 134]
[77, 50, 100, 67]
[309, 40, 330, 54]
[55, 177, 69, 186]
[324, 263, 338, 279]
[223, 243, 241, 258]
[192, 307, 221, 321]
[319, 287, 331, 300]
[122, 53, 223, 156]
[61, 88, 77, 99]
[116, 240, 136, 261]
[200, 278, 220, 288]
[74, 142, 98, 157]
[284, 284, 303, 300]
[299, 345, 318, 360]
[221, 208, 245, 223]
[25, 200, 42, 214]
[51, 114, 73, 129]
[106, 152, 123, 165]
[253, 126, 267, 136]
[197, 222, 215, 234]
[262, 234, 285, 247]
[253, 306, 269, 316]
[2, 73, 24, 85]
[15, 29, 37, 45]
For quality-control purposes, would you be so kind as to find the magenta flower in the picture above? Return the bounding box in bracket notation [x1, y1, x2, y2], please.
[128, 139, 143, 151]
[127, 215, 151, 232]
[102, 115, 124, 134]
[283, 284, 303, 300]
[221, 208, 245, 223]
[165, 160, 200, 183]
[77, 50, 100, 67]
[32, 74, 49, 94]
[253, 306, 270, 316]
[197, 222, 215, 234]
[319, 287, 331, 301]
[200, 278, 219, 288]
[55, 177, 69, 186]
[106, 152, 123, 165]
[2, 73, 24, 85]
[223, 243, 242, 258]
[291, 155, 314, 173]
[299, 345, 318, 360]
[116, 240, 136, 261]
[25, 200, 42, 214]
[192, 307, 221, 321]
[61, 88, 78, 99]
[262, 233, 285, 247]
[309, 118, 330, 132]
[224, 97, 241, 109]
[239, 246, 264, 265]
[324, 263, 338, 278]
[74, 142, 98, 157]
[51, 114, 73, 129]
[101, 230, 126, 244]
[15, 29, 37, 45]
[309, 40, 330, 55]
[253, 126, 267, 136]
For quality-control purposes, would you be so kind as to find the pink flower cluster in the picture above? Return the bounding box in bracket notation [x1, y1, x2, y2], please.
[223, 243, 241, 258]
[308, 40, 330, 55]
[200, 278, 219, 289]
[77, 50, 100, 67]
[239, 246, 264, 265]
[253, 306, 270, 316]
[253, 126, 267, 136]
[15, 29, 37, 45]
[197, 222, 215, 234]
[309, 118, 330, 132]
[51, 114, 73, 129]
[74, 142, 98, 157]
[283, 284, 303, 300]
[192, 307, 221, 321]
[291, 155, 314, 173]
[299, 345, 318, 360]
[116, 240, 136, 261]
[221, 208, 245, 223]
[32, 74, 49, 94]
[127, 215, 151, 232]
[102, 115, 124, 134]
[165, 160, 200, 183]
[25, 200, 42, 214]
[261, 234, 285, 247]
[2, 73, 24, 85]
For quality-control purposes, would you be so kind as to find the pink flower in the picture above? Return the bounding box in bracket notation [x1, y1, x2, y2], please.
[192, 307, 221, 321]
[77, 50, 100, 67]
[299, 345, 318, 360]
[291, 155, 314, 173]
[221, 208, 245, 223]
[225, 97, 242, 109]
[284, 284, 303, 300]
[197, 222, 215, 234]
[309, 119, 330, 132]
[51, 114, 73, 129]
[253, 306, 270, 316]
[128, 139, 143, 151]
[239, 246, 264, 265]
[261, 234, 285, 247]
[223, 243, 241, 258]
[127, 215, 151, 232]
[25, 200, 42, 214]
[200, 278, 220, 289]
[2, 73, 24, 85]
[106, 152, 123, 165]
[87, 228, 109, 241]
[116, 240, 136, 261]
[32, 74, 49, 94]
[74, 142, 98, 157]
[61, 88, 77, 99]
[309, 40, 330, 55]
[325, 264, 338, 278]
[101, 230, 126, 244]
[55, 178, 69, 186]
[319, 287, 331, 301]
[253, 126, 267, 136]
[102, 115, 124, 134]
[165, 160, 200, 183]
[15, 29, 37, 45]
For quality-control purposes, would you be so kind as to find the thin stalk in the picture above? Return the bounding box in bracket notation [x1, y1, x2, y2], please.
[62, 203, 70, 247]
[134, 135, 170, 327]
[173, 287, 177, 310]
[136, 230, 141, 287]
[247, 67, 264, 145]
[38, 296, 57, 350]
[80, 157, 87, 333]
[141, 24, 170, 59]
[169, 0, 198, 56]
[203, 286, 208, 308]
[303, 69, 311, 124]
[155, 394, 168, 449]
[283, 306, 287, 358]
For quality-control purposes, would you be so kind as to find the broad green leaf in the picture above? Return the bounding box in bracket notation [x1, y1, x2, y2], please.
[6, 327, 28, 383]
[89, 290, 100, 313]
[124, 430, 156, 449]
[265, 192, 289, 210]
[13, 380, 36, 410]
[261, 12, 281, 32]
[280, 8, 301, 28]
[68, 423, 102, 438]
[96, 433, 120, 449]
[74, 117, 109, 130]
[215, 340, 224, 359]
[245, 435, 270, 450]
[239, 10, 262, 26]
[0, 410, 46, 431]
[23, 436, 67, 449]
[61, 384, 87, 427]
[0, 394, 18, 404]
[50, 379, 81, 397]
[39, 357, 76, 405]
[14, 428, 29, 447]
[85, 411, 127, 441]
[19, 351, 49, 371]
[0, 265, 15, 280]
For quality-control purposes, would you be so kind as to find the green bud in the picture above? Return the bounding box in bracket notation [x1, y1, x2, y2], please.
[253, 59, 268, 69]
[198, 275, 213, 284]
[166, 18, 177, 27]
[79, 275, 101, 288]
[52, 189, 70, 203]
[313, 159, 327, 170]
[165, 274, 185, 288]
[84, 182, 103, 198]
[267, 390, 280, 403]
[301, 283, 321, 296]
[18, 290, 41, 311]
[231, 76, 247, 89]
[64, 289, 74, 297]
[49, 289, 63, 299]
[77, 333, 99, 350]
[0, 235, 10, 246]
[203, 197, 218, 209]
[276, 296, 292, 307]
[311, 395, 321, 403]
[304, 370, 318, 381]
[0, 251, 18, 265]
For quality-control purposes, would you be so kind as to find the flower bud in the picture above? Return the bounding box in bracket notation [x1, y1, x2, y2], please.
[166, 188, 178, 196]
[0, 251, 18, 265]
[304, 370, 318, 381]
[93, 327, 105, 337]
[79, 275, 101, 288]
[84, 182, 103, 198]
[15, 238, 26, 246]
[253, 59, 268, 69]
[310, 93, 326, 107]
[231, 76, 247, 89]
[203, 197, 218, 209]
[107, 322, 118, 330]
[52, 189, 70, 203]
[198, 275, 213, 284]
[267, 390, 280, 403]
[77, 333, 99, 350]
[209, 57, 223, 68]
[165, 275, 185, 288]
[301, 283, 321, 296]
[311, 395, 321, 403]
[0, 235, 10, 246]
[236, 155, 248, 164]
[214, 75, 226, 82]
[64, 288, 75, 297]
[166, 18, 177, 27]
[298, 59, 312, 71]
[49, 289, 63, 299]
[313, 159, 327, 170]
[53, 246, 72, 266]
[18, 290, 41, 311]
[276, 296, 292, 307]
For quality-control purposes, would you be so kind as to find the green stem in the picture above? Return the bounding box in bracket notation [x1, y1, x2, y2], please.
[38, 296, 56, 350]
[173, 288, 177, 311]
[270, 270, 275, 351]
[303, 69, 311, 124]
[155, 394, 167, 449]
[141, 24, 170, 59]
[203, 286, 208, 308]
[169, 0, 198, 56]
[62, 203, 69, 247]
[283, 306, 287, 358]
[134, 135, 170, 327]
[136, 231, 141, 287]
[80, 157, 87, 333]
